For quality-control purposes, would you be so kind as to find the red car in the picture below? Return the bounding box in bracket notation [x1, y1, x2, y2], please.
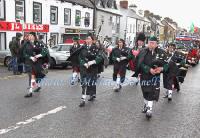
[187, 48, 200, 66]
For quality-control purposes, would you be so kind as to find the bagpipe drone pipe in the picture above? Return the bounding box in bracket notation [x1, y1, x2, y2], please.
[151, 50, 168, 69]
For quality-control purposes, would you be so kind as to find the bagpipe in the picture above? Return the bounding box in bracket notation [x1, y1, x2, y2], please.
[120, 48, 129, 58]
[151, 50, 168, 69]
[98, 49, 109, 67]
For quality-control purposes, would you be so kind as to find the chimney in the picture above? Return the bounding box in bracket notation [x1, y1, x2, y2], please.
[129, 4, 137, 12]
[120, 0, 128, 9]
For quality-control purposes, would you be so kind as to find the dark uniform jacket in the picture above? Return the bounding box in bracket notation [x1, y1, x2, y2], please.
[136, 47, 168, 101]
[111, 46, 133, 83]
[79, 44, 103, 75]
[70, 44, 81, 67]
[23, 41, 48, 78]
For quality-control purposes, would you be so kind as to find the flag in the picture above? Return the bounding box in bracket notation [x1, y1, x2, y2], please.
[190, 22, 195, 33]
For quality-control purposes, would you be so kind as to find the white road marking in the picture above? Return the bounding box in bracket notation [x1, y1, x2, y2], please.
[0, 106, 66, 135]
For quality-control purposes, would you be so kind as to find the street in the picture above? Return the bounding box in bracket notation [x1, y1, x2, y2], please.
[0, 65, 200, 138]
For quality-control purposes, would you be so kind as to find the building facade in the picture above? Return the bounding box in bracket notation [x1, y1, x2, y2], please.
[0, 0, 94, 50]
[95, 0, 121, 44]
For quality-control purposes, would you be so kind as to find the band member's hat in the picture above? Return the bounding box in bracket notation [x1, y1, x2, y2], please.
[29, 32, 37, 38]
[72, 36, 80, 41]
[136, 32, 146, 42]
[149, 36, 158, 42]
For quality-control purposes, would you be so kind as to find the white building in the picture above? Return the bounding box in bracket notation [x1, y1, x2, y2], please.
[118, 1, 151, 47]
[95, 0, 121, 44]
[0, 0, 94, 50]
[119, 4, 137, 47]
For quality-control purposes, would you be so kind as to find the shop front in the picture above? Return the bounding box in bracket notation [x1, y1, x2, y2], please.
[0, 21, 49, 50]
[62, 28, 93, 44]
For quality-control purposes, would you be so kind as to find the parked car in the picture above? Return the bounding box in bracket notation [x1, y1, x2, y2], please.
[0, 50, 12, 67]
[49, 43, 72, 68]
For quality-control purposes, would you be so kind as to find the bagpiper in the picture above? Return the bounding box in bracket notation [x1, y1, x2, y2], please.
[163, 43, 179, 101]
[70, 36, 81, 85]
[136, 36, 168, 118]
[111, 39, 132, 92]
[78, 34, 103, 107]
[23, 32, 49, 98]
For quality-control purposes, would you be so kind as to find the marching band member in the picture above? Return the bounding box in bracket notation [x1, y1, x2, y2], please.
[78, 34, 103, 107]
[70, 36, 81, 85]
[136, 36, 168, 118]
[112, 39, 132, 92]
[23, 32, 48, 98]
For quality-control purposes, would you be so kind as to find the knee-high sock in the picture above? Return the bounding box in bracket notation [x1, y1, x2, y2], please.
[72, 72, 78, 79]
[81, 95, 86, 101]
[29, 79, 36, 93]
[147, 101, 153, 110]
[116, 76, 120, 85]
[168, 90, 173, 95]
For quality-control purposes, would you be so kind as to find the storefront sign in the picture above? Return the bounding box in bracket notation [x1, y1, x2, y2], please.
[0, 21, 49, 32]
[65, 28, 92, 34]
[65, 28, 80, 33]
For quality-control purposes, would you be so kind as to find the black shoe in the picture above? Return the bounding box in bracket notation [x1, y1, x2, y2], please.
[142, 104, 147, 113]
[79, 100, 85, 107]
[24, 93, 33, 98]
[115, 85, 122, 92]
[146, 107, 152, 119]
[119, 85, 122, 90]
[88, 95, 96, 101]
[168, 94, 172, 101]
[71, 81, 75, 85]
[114, 88, 119, 92]
[34, 87, 41, 92]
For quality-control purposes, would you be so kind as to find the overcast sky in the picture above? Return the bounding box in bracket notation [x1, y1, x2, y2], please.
[116, 0, 200, 29]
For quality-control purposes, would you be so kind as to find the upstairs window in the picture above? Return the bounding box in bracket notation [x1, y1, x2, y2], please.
[50, 6, 58, 25]
[33, 2, 42, 24]
[16, 0, 25, 21]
